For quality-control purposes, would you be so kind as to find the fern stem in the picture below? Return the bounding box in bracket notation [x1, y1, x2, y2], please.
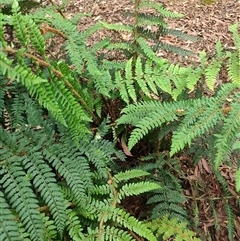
[98, 171, 118, 239]
[132, 0, 140, 64]
[48, 0, 67, 19]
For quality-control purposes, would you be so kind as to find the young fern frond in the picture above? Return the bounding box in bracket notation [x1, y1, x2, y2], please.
[147, 216, 201, 241]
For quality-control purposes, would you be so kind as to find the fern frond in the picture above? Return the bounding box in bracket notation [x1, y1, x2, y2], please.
[147, 216, 201, 241]
[115, 70, 130, 104]
[27, 18, 45, 55]
[0, 51, 47, 86]
[159, 42, 193, 56]
[118, 100, 181, 150]
[9, 92, 25, 128]
[125, 57, 137, 102]
[65, 208, 85, 241]
[205, 59, 222, 91]
[136, 13, 165, 26]
[236, 168, 240, 192]
[11, 0, 29, 48]
[0, 160, 45, 241]
[136, 37, 161, 63]
[100, 226, 135, 241]
[114, 169, 150, 183]
[227, 50, 240, 85]
[107, 207, 157, 241]
[165, 28, 198, 42]
[170, 83, 237, 156]
[0, 13, 7, 48]
[214, 98, 240, 168]
[224, 201, 235, 241]
[229, 23, 240, 49]
[22, 153, 67, 235]
[119, 181, 160, 200]
[0, 190, 27, 241]
[139, 1, 184, 19]
[100, 22, 133, 33]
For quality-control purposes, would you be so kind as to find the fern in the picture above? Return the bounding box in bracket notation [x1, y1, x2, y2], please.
[147, 216, 201, 241]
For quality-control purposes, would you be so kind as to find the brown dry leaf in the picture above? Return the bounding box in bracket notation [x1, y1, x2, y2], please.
[120, 136, 133, 156]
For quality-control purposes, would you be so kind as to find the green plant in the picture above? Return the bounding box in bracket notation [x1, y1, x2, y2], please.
[117, 24, 240, 240]
[2, 0, 237, 240]
[147, 216, 201, 241]
[0, 123, 161, 241]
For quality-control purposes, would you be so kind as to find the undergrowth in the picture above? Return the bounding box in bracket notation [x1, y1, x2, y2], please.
[0, 0, 239, 240]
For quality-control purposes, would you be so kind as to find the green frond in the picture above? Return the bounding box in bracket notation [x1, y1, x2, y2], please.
[89, 37, 110, 53]
[0, 13, 7, 48]
[229, 23, 240, 49]
[147, 216, 200, 241]
[65, 38, 84, 75]
[81, 22, 103, 39]
[139, 1, 184, 19]
[118, 100, 181, 150]
[9, 92, 25, 128]
[0, 190, 27, 241]
[11, 1, 29, 48]
[227, 51, 240, 85]
[136, 13, 165, 26]
[0, 52, 47, 86]
[125, 57, 137, 102]
[108, 207, 157, 241]
[119, 181, 160, 199]
[159, 42, 193, 56]
[114, 169, 150, 183]
[115, 70, 130, 104]
[0, 161, 45, 241]
[27, 18, 45, 55]
[136, 37, 161, 63]
[41, 214, 58, 241]
[22, 154, 67, 235]
[135, 56, 151, 97]
[100, 226, 135, 241]
[205, 59, 222, 91]
[165, 28, 198, 42]
[224, 201, 235, 241]
[43, 148, 89, 205]
[214, 100, 240, 168]
[30, 82, 67, 126]
[171, 84, 237, 156]
[100, 22, 133, 33]
[186, 67, 203, 92]
[209, 200, 220, 230]
[65, 208, 85, 241]
[236, 168, 240, 192]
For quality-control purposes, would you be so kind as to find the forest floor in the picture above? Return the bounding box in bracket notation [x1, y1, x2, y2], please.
[46, 0, 240, 240]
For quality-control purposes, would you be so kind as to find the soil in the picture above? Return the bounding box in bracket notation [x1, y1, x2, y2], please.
[43, 0, 240, 240]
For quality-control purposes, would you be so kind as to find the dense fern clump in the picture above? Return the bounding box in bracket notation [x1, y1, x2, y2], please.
[0, 92, 161, 240]
[1, 0, 239, 240]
